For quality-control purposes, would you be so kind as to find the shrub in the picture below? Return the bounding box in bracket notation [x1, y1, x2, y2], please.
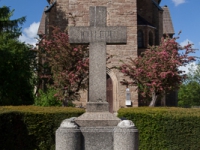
[0, 106, 85, 149]
[118, 107, 200, 150]
[34, 87, 62, 107]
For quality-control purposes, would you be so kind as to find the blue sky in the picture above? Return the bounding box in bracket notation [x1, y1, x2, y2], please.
[0, 0, 199, 71]
[0, 0, 49, 45]
[160, 0, 200, 52]
[160, 0, 200, 72]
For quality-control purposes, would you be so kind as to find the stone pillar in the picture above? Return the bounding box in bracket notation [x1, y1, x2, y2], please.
[56, 118, 82, 150]
[114, 120, 139, 150]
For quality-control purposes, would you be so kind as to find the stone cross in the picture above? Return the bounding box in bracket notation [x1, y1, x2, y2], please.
[69, 6, 127, 108]
[57, 7, 138, 150]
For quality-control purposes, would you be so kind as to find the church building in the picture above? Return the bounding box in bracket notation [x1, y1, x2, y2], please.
[38, 0, 175, 112]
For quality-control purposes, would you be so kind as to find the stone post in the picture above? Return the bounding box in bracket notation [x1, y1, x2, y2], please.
[114, 120, 139, 150]
[56, 118, 82, 150]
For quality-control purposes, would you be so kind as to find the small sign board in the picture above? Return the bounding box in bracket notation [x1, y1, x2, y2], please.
[126, 100, 132, 106]
[125, 88, 131, 106]
[126, 92, 131, 100]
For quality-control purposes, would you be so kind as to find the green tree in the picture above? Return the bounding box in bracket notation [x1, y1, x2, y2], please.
[34, 87, 62, 107]
[0, 37, 36, 105]
[0, 6, 35, 105]
[178, 63, 200, 107]
[0, 6, 25, 38]
[186, 63, 200, 83]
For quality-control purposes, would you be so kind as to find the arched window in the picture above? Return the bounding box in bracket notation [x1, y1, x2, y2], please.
[149, 31, 153, 46]
[138, 30, 144, 48]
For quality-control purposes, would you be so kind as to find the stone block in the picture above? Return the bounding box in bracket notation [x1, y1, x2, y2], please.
[80, 127, 115, 150]
[114, 127, 139, 150]
[75, 112, 121, 127]
[86, 102, 109, 112]
[56, 128, 82, 150]
[56, 117, 82, 150]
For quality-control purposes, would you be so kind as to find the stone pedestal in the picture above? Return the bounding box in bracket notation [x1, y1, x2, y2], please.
[114, 127, 139, 150]
[56, 118, 82, 150]
[56, 118, 139, 150]
[56, 128, 82, 150]
[75, 112, 121, 127]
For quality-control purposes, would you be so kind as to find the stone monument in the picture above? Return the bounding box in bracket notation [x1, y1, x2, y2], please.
[56, 6, 138, 150]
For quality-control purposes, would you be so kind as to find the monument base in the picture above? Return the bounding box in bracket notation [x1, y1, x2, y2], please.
[75, 102, 121, 127]
[56, 118, 139, 150]
[81, 126, 139, 150]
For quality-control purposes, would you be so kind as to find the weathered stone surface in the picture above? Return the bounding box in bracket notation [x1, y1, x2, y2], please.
[114, 127, 139, 150]
[117, 120, 135, 129]
[56, 124, 139, 150]
[89, 41, 107, 103]
[75, 112, 121, 127]
[80, 127, 115, 150]
[86, 102, 109, 112]
[56, 127, 82, 150]
[69, 27, 127, 44]
[60, 117, 78, 128]
[90, 6, 106, 27]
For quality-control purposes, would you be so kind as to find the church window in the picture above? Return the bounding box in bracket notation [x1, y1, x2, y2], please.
[138, 30, 144, 48]
[149, 31, 154, 46]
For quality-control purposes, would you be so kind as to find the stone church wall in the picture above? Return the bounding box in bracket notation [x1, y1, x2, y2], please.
[137, 0, 153, 24]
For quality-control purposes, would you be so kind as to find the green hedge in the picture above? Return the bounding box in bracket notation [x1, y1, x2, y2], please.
[0, 106, 85, 150]
[118, 107, 200, 150]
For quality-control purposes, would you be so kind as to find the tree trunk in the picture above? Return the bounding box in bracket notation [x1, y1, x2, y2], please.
[161, 94, 166, 106]
[62, 98, 68, 107]
[149, 91, 157, 107]
[62, 90, 68, 107]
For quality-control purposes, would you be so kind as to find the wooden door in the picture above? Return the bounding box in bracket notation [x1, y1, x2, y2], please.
[106, 75, 113, 113]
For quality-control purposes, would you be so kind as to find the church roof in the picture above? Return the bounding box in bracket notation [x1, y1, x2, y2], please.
[45, 0, 56, 13]
[162, 5, 175, 35]
[137, 15, 156, 28]
[37, 8, 46, 36]
[152, 0, 163, 11]
[37, 0, 57, 36]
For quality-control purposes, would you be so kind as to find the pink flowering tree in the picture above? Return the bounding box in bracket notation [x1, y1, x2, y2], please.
[38, 27, 89, 106]
[118, 36, 196, 106]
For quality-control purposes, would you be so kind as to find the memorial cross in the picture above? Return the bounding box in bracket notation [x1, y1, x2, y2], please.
[69, 6, 127, 104]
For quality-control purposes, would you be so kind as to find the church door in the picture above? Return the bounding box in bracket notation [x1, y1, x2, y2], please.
[106, 75, 113, 113]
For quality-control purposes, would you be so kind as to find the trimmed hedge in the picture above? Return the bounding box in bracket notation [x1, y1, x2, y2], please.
[118, 107, 200, 150]
[0, 106, 85, 150]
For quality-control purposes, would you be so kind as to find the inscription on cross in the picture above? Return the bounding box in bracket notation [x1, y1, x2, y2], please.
[69, 6, 127, 106]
